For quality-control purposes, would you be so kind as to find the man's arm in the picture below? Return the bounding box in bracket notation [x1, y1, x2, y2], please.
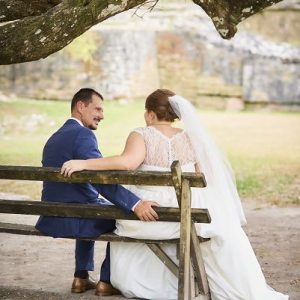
[62, 132, 146, 174]
[74, 129, 159, 221]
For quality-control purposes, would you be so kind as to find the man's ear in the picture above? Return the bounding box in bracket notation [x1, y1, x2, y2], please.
[76, 101, 85, 113]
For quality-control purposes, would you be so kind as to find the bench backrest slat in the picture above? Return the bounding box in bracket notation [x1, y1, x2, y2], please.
[0, 199, 211, 223]
[0, 165, 206, 187]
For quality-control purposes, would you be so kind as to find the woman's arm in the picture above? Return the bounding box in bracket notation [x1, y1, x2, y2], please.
[61, 132, 146, 176]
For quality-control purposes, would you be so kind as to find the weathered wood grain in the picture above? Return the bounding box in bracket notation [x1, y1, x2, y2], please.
[171, 161, 183, 205]
[0, 165, 206, 188]
[0, 199, 211, 223]
[178, 179, 192, 300]
[0, 222, 209, 245]
[0, 222, 177, 244]
[190, 225, 211, 298]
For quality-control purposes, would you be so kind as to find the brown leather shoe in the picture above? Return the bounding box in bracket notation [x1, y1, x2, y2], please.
[71, 277, 97, 293]
[95, 281, 121, 296]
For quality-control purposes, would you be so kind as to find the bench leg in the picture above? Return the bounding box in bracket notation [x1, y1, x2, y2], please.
[189, 261, 196, 299]
[178, 179, 192, 300]
[171, 161, 210, 299]
[190, 225, 210, 297]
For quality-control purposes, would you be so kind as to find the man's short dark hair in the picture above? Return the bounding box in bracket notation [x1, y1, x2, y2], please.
[71, 88, 103, 111]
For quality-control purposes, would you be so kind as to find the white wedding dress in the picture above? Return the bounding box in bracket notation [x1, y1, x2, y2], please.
[110, 126, 288, 300]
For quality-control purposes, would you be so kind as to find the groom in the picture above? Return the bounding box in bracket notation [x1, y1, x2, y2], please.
[35, 88, 158, 296]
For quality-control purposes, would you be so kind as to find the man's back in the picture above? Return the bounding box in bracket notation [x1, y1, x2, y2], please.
[41, 119, 100, 205]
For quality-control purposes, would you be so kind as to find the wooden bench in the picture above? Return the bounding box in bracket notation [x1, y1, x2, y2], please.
[0, 161, 211, 300]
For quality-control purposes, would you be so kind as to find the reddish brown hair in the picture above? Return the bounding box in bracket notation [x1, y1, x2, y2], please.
[145, 89, 178, 122]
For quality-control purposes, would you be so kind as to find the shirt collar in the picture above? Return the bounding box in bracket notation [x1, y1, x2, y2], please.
[69, 117, 84, 127]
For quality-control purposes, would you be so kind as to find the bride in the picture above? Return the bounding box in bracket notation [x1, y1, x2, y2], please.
[61, 89, 288, 300]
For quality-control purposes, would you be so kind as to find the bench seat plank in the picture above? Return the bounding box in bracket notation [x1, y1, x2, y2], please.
[0, 222, 178, 244]
[0, 222, 210, 244]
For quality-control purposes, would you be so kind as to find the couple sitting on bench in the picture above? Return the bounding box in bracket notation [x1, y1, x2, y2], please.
[36, 88, 288, 300]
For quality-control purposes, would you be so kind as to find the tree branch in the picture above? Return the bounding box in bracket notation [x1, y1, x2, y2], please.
[192, 0, 283, 39]
[0, 0, 147, 64]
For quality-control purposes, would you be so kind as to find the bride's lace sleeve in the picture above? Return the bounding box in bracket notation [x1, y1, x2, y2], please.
[132, 127, 144, 136]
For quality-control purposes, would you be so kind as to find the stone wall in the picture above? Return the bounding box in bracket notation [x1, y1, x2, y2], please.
[243, 59, 300, 104]
[0, 30, 159, 101]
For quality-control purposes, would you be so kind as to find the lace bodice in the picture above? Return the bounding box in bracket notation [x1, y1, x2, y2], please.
[133, 127, 197, 168]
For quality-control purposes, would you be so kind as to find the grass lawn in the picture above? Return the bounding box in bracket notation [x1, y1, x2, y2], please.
[0, 98, 299, 205]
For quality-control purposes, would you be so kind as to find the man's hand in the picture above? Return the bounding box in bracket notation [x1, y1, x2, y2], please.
[61, 160, 86, 177]
[134, 200, 159, 221]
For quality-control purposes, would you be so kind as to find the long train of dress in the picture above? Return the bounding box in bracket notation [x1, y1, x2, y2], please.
[110, 164, 288, 300]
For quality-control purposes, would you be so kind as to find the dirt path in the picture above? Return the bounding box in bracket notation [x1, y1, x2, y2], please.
[0, 200, 299, 300]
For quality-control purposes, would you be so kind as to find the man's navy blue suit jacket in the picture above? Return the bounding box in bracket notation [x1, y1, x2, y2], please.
[35, 119, 139, 238]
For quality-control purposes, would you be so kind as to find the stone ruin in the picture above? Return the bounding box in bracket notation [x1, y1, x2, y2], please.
[0, 1, 299, 109]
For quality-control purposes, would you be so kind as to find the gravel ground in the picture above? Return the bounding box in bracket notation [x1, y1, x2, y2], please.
[0, 201, 299, 300]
